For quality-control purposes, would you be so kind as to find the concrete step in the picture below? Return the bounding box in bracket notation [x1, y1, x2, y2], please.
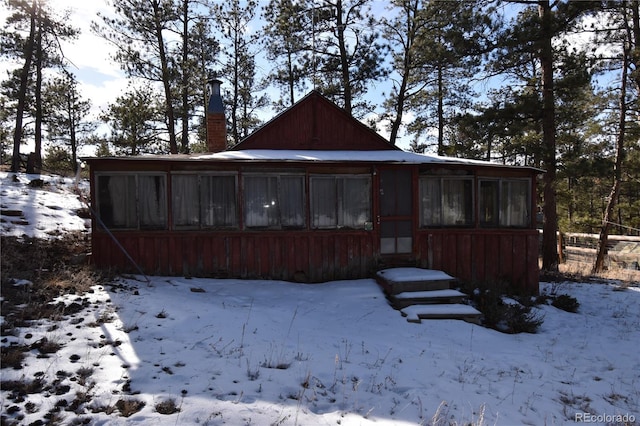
[376, 267, 456, 295]
[389, 289, 468, 309]
[401, 304, 483, 324]
[376, 267, 482, 324]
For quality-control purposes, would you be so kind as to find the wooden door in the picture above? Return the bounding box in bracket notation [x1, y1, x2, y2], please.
[379, 168, 413, 254]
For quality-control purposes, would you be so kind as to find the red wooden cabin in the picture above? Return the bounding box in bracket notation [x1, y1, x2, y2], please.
[86, 87, 541, 292]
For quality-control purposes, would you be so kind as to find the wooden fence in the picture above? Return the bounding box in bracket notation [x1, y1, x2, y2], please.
[560, 233, 640, 270]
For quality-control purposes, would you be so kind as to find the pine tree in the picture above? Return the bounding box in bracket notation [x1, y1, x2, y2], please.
[175, 0, 219, 153]
[305, 0, 387, 117]
[487, 1, 600, 272]
[389, 0, 495, 153]
[42, 71, 95, 172]
[213, 0, 268, 146]
[262, 0, 310, 108]
[100, 85, 165, 156]
[593, 0, 640, 272]
[93, 0, 180, 153]
[1, 0, 77, 172]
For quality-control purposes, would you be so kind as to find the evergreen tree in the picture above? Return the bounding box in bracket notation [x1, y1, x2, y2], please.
[593, 0, 640, 271]
[380, 0, 427, 146]
[488, 1, 599, 272]
[93, 0, 180, 154]
[262, 0, 309, 108]
[213, 0, 268, 146]
[1, 0, 77, 172]
[42, 71, 95, 172]
[387, 0, 495, 153]
[184, 14, 220, 152]
[304, 0, 387, 117]
[175, 0, 219, 153]
[100, 85, 165, 156]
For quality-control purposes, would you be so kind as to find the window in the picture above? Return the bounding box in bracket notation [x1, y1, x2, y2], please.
[97, 173, 167, 230]
[500, 179, 530, 227]
[479, 179, 530, 228]
[172, 174, 237, 229]
[139, 175, 167, 229]
[310, 175, 371, 229]
[419, 177, 473, 227]
[243, 174, 305, 229]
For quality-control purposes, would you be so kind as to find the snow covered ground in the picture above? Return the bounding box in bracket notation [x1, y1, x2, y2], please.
[1, 172, 639, 425]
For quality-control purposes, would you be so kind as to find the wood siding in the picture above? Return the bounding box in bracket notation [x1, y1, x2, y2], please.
[92, 231, 377, 283]
[91, 228, 538, 292]
[232, 92, 396, 151]
[415, 229, 539, 293]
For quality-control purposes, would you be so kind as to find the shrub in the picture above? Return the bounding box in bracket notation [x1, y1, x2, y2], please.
[468, 283, 545, 334]
[551, 294, 580, 313]
[1, 346, 27, 369]
[500, 305, 545, 334]
[155, 399, 180, 415]
[115, 398, 145, 417]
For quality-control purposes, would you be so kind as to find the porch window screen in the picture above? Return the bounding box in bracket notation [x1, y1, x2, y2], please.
[172, 175, 199, 228]
[311, 175, 371, 229]
[479, 179, 530, 228]
[243, 175, 305, 229]
[280, 176, 305, 227]
[172, 174, 237, 229]
[500, 179, 529, 227]
[97, 175, 137, 229]
[97, 173, 166, 230]
[139, 175, 167, 229]
[420, 177, 473, 227]
[201, 175, 237, 227]
[479, 180, 499, 227]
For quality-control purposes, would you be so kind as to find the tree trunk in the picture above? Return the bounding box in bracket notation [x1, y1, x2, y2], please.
[11, 0, 37, 173]
[152, 0, 178, 154]
[336, 0, 352, 116]
[68, 94, 78, 173]
[539, 0, 559, 272]
[34, 9, 43, 173]
[437, 62, 445, 156]
[180, 0, 190, 154]
[631, 1, 640, 92]
[593, 31, 629, 273]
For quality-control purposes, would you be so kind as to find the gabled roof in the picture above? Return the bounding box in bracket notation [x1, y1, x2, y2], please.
[231, 91, 399, 151]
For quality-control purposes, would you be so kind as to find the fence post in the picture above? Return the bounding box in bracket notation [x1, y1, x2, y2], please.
[557, 231, 564, 264]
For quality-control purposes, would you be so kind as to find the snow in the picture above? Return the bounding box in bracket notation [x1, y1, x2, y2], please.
[1, 171, 639, 425]
[401, 303, 484, 320]
[0, 172, 90, 238]
[193, 149, 536, 170]
[377, 268, 455, 283]
[394, 289, 466, 300]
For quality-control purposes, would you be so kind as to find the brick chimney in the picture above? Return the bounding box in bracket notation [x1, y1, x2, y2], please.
[206, 78, 227, 152]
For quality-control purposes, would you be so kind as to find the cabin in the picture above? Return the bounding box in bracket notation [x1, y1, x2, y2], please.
[85, 81, 541, 293]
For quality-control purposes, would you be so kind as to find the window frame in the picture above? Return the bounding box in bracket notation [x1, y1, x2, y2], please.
[478, 178, 531, 228]
[419, 176, 474, 228]
[95, 172, 168, 231]
[242, 172, 306, 230]
[309, 174, 372, 230]
[171, 172, 239, 230]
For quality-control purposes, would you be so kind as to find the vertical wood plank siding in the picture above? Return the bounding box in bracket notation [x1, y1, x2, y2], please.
[92, 228, 538, 291]
[415, 230, 539, 292]
[92, 231, 378, 283]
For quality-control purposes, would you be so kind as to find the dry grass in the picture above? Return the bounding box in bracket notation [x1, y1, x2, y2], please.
[558, 260, 640, 285]
[1, 233, 108, 328]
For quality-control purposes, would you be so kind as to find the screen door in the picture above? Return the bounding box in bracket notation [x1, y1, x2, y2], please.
[379, 168, 413, 254]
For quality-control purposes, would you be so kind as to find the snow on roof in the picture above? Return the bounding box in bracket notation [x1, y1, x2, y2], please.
[192, 149, 539, 170]
[84, 149, 542, 172]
